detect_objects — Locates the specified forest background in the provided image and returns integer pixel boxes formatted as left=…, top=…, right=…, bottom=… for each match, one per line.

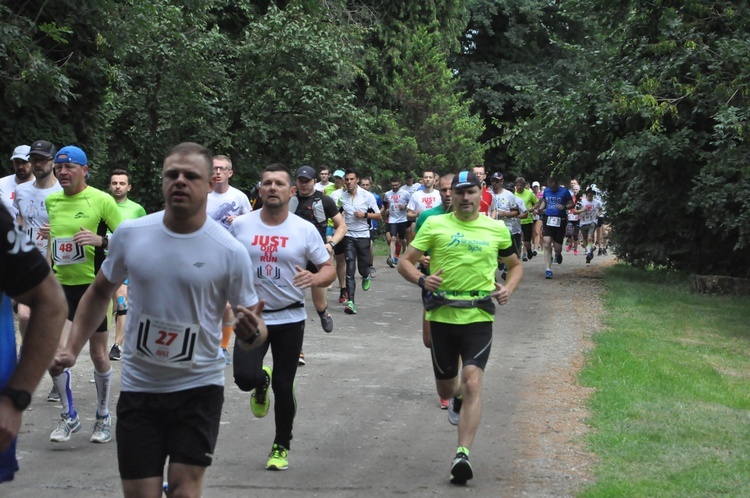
left=1, top=0, right=748, bottom=277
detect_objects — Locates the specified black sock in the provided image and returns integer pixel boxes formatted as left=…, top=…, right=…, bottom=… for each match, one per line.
left=317, top=307, right=327, bottom=317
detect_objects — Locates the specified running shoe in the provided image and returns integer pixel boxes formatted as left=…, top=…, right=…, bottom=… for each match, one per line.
left=320, top=311, right=333, bottom=333
left=598, top=248, right=603, bottom=256
left=222, top=347, right=231, bottom=365
left=450, top=452, right=474, bottom=485
left=251, top=366, right=273, bottom=418
left=440, top=398, right=450, bottom=410
left=522, top=255, right=528, bottom=262
left=298, top=352, right=306, bottom=366
left=369, top=266, right=377, bottom=279
left=362, top=277, right=371, bottom=291
left=338, top=288, right=348, bottom=304
left=574, top=249, right=578, bottom=256
left=448, top=397, right=462, bottom=426
left=50, top=413, right=82, bottom=442
left=393, top=257, right=399, bottom=265
left=109, top=343, right=122, bottom=361
left=386, top=257, right=395, bottom=268
left=555, top=252, right=563, bottom=265
left=532, top=250, right=538, bottom=258
left=586, top=252, right=593, bottom=264
left=344, top=300, right=357, bottom=315
left=603, top=247, right=608, bottom=255
left=566, top=243, right=572, bottom=252
left=545, top=269, right=553, bottom=279
left=90, top=413, right=112, bottom=443
left=47, top=384, right=61, bottom=402
left=266, top=444, right=289, bottom=471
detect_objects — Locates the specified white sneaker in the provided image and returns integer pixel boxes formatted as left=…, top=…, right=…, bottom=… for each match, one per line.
left=90, top=414, right=112, bottom=443
left=50, top=413, right=82, bottom=442
left=448, top=397, right=462, bottom=426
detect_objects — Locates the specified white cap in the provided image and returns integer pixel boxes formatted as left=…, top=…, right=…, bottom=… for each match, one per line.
left=532, top=181, right=540, bottom=188
left=11, top=145, right=30, bottom=161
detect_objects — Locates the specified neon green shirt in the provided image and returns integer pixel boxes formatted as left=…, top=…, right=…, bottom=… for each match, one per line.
left=516, top=189, right=537, bottom=225
left=116, top=198, right=147, bottom=220
left=46, top=186, right=123, bottom=285
left=412, top=213, right=512, bottom=324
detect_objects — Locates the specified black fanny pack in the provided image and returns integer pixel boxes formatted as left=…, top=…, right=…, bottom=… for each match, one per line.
left=263, top=301, right=305, bottom=313
left=422, top=292, right=495, bottom=315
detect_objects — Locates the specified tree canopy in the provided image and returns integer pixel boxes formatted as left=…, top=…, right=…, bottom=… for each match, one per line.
left=1, top=0, right=747, bottom=276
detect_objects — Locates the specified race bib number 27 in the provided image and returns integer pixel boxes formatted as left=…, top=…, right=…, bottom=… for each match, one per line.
left=136, top=314, right=199, bottom=368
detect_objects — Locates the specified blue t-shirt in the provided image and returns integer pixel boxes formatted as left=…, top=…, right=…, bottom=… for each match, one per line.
left=543, top=186, right=573, bottom=217
left=369, top=193, right=383, bottom=230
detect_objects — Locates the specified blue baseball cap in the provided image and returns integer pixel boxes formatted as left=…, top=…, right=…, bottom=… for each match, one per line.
left=451, top=171, right=482, bottom=190
left=55, top=146, right=88, bottom=166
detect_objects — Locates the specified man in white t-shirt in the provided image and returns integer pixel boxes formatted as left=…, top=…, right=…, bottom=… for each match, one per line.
left=406, top=169, right=441, bottom=244
left=383, top=176, right=411, bottom=267
left=0, top=145, right=33, bottom=218
left=339, top=168, right=382, bottom=315
left=208, top=154, right=253, bottom=365
left=231, top=163, right=335, bottom=471
left=313, top=165, right=332, bottom=193
left=575, top=188, right=603, bottom=263
left=52, top=142, right=265, bottom=497
left=12, top=140, right=62, bottom=347
left=206, top=155, right=252, bottom=229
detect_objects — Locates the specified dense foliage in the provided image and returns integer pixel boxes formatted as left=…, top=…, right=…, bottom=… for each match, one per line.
left=1, top=0, right=747, bottom=275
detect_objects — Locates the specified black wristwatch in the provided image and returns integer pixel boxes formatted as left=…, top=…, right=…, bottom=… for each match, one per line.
left=417, top=276, right=426, bottom=289
left=1, top=386, right=32, bottom=411
left=101, top=235, right=109, bottom=250
left=328, top=240, right=336, bottom=248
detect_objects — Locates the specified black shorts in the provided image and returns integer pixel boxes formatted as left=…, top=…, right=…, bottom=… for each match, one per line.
left=521, top=223, right=533, bottom=242
left=429, top=321, right=493, bottom=380
left=369, top=228, right=378, bottom=241
left=388, top=222, right=409, bottom=240
left=333, top=241, right=345, bottom=256
left=62, top=284, right=109, bottom=332
left=116, top=385, right=224, bottom=480
left=541, top=215, right=568, bottom=245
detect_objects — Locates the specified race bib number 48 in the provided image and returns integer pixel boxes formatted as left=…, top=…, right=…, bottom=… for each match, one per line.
left=136, top=314, right=199, bottom=368
left=51, top=237, right=87, bottom=265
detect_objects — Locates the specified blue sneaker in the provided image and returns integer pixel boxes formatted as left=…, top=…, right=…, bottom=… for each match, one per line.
left=545, top=269, right=553, bottom=279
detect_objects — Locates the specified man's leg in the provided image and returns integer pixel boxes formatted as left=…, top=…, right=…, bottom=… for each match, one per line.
left=344, top=237, right=357, bottom=307
left=455, top=365, right=484, bottom=449
left=121, top=476, right=165, bottom=498
left=112, top=284, right=128, bottom=355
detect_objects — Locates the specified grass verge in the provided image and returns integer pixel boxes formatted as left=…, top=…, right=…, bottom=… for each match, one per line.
left=580, top=264, right=750, bottom=497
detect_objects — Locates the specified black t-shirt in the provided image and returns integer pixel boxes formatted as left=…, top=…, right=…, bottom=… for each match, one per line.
left=290, top=191, right=339, bottom=241
left=0, top=204, right=50, bottom=297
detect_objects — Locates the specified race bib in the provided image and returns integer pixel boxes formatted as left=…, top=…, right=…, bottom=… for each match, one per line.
left=546, top=216, right=561, bottom=228
left=26, top=226, right=48, bottom=253
left=51, top=237, right=87, bottom=265
left=135, top=314, right=200, bottom=369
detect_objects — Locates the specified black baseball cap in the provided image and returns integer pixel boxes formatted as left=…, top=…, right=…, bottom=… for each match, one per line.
left=29, top=140, right=56, bottom=159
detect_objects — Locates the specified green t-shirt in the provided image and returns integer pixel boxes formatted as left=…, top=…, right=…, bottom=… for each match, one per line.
left=412, top=213, right=513, bottom=324
left=415, top=204, right=446, bottom=233
left=516, top=189, right=537, bottom=225
left=46, top=186, right=123, bottom=285
left=116, top=198, right=147, bottom=220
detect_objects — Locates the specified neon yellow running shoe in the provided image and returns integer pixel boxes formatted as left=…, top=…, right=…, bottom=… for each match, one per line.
left=266, top=443, right=289, bottom=470
left=251, top=365, right=272, bottom=418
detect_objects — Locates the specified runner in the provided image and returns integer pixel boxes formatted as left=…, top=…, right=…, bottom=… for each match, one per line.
left=107, top=169, right=147, bottom=362
left=360, top=177, right=384, bottom=277
left=231, top=163, right=335, bottom=471
left=575, top=188, right=602, bottom=263
left=51, top=142, right=265, bottom=497
left=45, top=145, right=123, bottom=444
left=471, top=165, right=494, bottom=215
left=398, top=171, right=523, bottom=485
left=383, top=177, right=411, bottom=268
left=328, top=170, right=348, bottom=303
left=0, top=203, right=66, bottom=483
left=414, top=173, right=454, bottom=409
left=0, top=145, right=33, bottom=218
left=12, top=141, right=62, bottom=349
left=514, top=177, right=538, bottom=261
left=532, top=175, right=574, bottom=279
left=406, top=169, right=441, bottom=245
left=207, top=154, right=253, bottom=365
left=289, top=165, right=347, bottom=365
left=339, top=168, right=381, bottom=315
left=314, top=165, right=332, bottom=193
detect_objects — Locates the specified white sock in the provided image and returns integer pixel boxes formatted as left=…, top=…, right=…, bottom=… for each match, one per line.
left=53, top=369, right=74, bottom=418
left=94, top=368, right=113, bottom=418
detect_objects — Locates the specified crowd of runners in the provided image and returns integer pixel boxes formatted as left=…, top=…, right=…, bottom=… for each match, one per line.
left=0, top=142, right=609, bottom=495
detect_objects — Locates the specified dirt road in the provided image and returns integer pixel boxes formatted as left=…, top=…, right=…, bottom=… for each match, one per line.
left=4, top=249, right=608, bottom=497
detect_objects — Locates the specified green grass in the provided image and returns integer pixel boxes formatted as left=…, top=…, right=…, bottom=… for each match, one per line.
left=580, top=265, right=750, bottom=497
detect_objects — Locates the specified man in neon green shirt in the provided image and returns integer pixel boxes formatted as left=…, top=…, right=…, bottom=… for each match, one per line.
left=514, top=176, right=538, bottom=261
left=46, top=146, right=122, bottom=445
left=108, top=169, right=147, bottom=361
left=398, top=171, right=523, bottom=486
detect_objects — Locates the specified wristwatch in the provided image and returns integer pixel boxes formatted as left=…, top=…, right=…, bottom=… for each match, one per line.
left=328, top=240, right=336, bottom=248
left=1, top=386, right=32, bottom=411
left=417, top=276, right=426, bottom=288
left=101, top=235, right=109, bottom=250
